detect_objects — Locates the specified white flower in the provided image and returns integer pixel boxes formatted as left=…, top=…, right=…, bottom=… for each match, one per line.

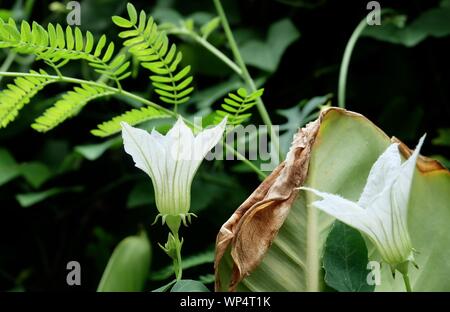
left=121, top=117, right=227, bottom=226
left=301, top=135, right=426, bottom=273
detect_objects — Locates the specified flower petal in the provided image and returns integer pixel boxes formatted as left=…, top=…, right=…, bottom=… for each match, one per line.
left=193, top=117, right=227, bottom=161
left=121, top=121, right=165, bottom=190
left=166, top=117, right=196, bottom=162
left=393, top=134, right=426, bottom=219
left=358, top=143, right=401, bottom=208
left=166, top=117, right=195, bottom=142
left=301, top=187, right=376, bottom=237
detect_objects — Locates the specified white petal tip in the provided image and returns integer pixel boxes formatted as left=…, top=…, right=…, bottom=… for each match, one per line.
left=219, top=116, right=228, bottom=125
left=417, top=133, right=427, bottom=148
left=120, top=121, right=130, bottom=129
left=298, top=186, right=324, bottom=197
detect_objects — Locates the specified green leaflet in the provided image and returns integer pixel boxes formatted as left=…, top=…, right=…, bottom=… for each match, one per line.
left=0, top=69, right=57, bottom=128
left=113, top=3, right=194, bottom=106
left=217, top=108, right=450, bottom=291
left=91, top=106, right=171, bottom=137
left=0, top=19, right=131, bottom=131
left=0, top=5, right=185, bottom=133
left=0, top=19, right=129, bottom=81
left=0, top=17, right=132, bottom=130
left=32, top=84, right=115, bottom=132
left=214, top=88, right=264, bottom=126
left=200, top=17, right=221, bottom=39
left=97, top=231, right=152, bottom=292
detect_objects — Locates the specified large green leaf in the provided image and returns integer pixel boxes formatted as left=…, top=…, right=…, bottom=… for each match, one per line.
left=215, top=108, right=450, bottom=291
left=97, top=231, right=152, bottom=292
left=322, top=221, right=374, bottom=292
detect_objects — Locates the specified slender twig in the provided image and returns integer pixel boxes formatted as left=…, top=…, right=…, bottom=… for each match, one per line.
left=168, top=29, right=242, bottom=76
left=338, top=18, right=367, bottom=108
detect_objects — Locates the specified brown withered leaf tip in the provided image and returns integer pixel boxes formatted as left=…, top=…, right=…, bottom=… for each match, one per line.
left=392, top=137, right=449, bottom=174
left=214, top=107, right=449, bottom=292
left=214, top=110, right=323, bottom=292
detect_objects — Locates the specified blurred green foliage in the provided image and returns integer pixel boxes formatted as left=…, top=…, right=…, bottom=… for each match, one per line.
left=0, top=0, right=448, bottom=291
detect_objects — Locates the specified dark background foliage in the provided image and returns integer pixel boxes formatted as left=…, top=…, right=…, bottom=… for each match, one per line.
left=0, top=0, right=448, bottom=291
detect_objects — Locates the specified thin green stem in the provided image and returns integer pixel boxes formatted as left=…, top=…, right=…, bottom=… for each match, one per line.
left=195, top=36, right=243, bottom=75
left=168, top=29, right=242, bottom=76
left=338, top=18, right=368, bottom=108
left=23, top=0, right=36, bottom=17
left=213, top=0, right=269, bottom=117
left=213, top=0, right=282, bottom=161
left=0, top=0, right=35, bottom=84
left=96, top=46, right=128, bottom=90
left=50, top=64, right=63, bottom=78
left=402, top=273, right=412, bottom=292
left=0, top=51, right=17, bottom=83
left=174, top=233, right=183, bottom=281
left=0, top=70, right=267, bottom=178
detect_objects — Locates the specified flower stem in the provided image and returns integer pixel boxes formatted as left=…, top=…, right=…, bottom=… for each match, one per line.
left=402, top=273, right=412, bottom=292
left=174, top=234, right=183, bottom=281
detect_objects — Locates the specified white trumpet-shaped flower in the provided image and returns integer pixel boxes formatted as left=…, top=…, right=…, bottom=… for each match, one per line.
left=121, top=117, right=227, bottom=227
left=301, top=135, right=426, bottom=273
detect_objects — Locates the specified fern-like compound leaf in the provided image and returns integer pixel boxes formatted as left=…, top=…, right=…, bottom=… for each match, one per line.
left=32, top=84, right=115, bottom=132
left=91, top=106, right=171, bottom=137
left=0, top=69, right=57, bottom=128
left=0, top=19, right=130, bottom=84
left=112, top=3, right=194, bottom=106
left=214, top=88, right=264, bottom=126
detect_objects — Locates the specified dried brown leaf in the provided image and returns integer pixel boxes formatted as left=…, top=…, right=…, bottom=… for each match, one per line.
left=214, top=113, right=322, bottom=291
